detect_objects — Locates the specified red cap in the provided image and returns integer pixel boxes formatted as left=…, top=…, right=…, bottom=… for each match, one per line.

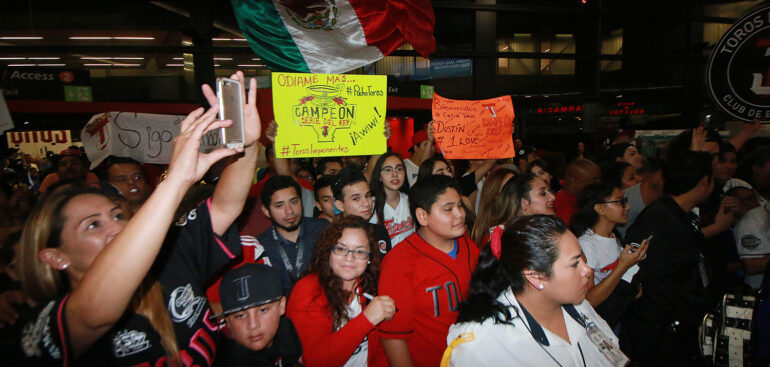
left=60, top=148, right=82, bottom=157
left=412, top=130, right=428, bottom=146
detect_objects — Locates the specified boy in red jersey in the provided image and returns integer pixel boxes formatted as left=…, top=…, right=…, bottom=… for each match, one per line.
left=379, top=175, right=479, bottom=367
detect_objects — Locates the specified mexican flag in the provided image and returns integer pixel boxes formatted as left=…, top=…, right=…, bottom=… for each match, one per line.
left=231, top=0, right=435, bottom=74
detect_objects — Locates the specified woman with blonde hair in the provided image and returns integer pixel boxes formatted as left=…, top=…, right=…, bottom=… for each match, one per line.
left=15, top=71, right=261, bottom=365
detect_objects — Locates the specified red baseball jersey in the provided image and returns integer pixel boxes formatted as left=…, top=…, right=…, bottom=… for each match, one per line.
left=378, top=232, right=479, bottom=367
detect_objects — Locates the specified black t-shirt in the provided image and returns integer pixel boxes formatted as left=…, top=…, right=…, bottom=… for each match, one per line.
left=213, top=316, right=302, bottom=367
left=16, top=198, right=242, bottom=366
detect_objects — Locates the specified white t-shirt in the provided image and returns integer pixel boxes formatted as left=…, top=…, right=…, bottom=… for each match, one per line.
left=370, top=193, right=415, bottom=247
left=404, top=158, right=420, bottom=188
left=733, top=205, right=770, bottom=289
left=445, top=288, right=622, bottom=367
left=342, top=296, right=368, bottom=367
left=578, top=229, right=639, bottom=285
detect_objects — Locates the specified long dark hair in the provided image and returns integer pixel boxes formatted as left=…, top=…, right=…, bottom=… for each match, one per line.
left=370, top=152, right=408, bottom=226
left=569, top=182, right=617, bottom=238
left=306, top=215, right=381, bottom=329
left=457, top=215, right=566, bottom=324
left=417, top=155, right=452, bottom=182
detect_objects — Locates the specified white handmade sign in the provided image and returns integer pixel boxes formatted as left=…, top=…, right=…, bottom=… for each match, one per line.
left=81, top=112, right=221, bottom=169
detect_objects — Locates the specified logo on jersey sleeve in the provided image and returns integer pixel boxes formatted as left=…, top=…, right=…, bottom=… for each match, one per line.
left=168, top=284, right=206, bottom=328
left=21, top=301, right=61, bottom=359
left=113, top=330, right=151, bottom=357
left=741, top=234, right=761, bottom=250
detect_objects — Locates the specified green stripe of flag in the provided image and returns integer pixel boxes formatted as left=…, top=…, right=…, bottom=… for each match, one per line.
left=231, top=0, right=310, bottom=73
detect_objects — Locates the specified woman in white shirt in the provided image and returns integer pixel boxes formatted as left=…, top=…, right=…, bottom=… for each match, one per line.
left=443, top=215, right=627, bottom=367
left=570, top=182, right=648, bottom=327
left=369, top=152, right=415, bottom=246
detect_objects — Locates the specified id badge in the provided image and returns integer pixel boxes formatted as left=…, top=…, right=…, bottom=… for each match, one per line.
left=585, top=321, right=630, bottom=366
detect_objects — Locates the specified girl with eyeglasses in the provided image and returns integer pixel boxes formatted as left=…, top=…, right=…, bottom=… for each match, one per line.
left=369, top=152, right=415, bottom=246
left=287, top=215, right=395, bottom=367
left=569, top=182, right=648, bottom=327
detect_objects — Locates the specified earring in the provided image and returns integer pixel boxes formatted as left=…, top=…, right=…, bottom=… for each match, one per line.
left=367, top=261, right=371, bottom=265
left=538, top=284, right=544, bottom=290
left=61, top=263, right=70, bottom=270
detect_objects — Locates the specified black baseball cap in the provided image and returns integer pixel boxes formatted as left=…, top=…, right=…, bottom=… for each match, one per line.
left=211, top=264, right=284, bottom=319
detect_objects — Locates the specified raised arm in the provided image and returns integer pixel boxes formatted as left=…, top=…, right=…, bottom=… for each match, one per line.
left=264, top=119, right=292, bottom=177
left=206, top=71, right=262, bottom=235
left=67, top=105, right=240, bottom=356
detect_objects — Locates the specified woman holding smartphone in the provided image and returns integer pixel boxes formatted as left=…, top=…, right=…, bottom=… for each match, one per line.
left=16, top=71, right=260, bottom=365
left=570, top=182, right=648, bottom=326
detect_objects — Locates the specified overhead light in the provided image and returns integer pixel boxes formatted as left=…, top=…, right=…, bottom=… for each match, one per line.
left=23, top=121, right=30, bottom=125
left=214, top=57, right=233, bottom=60
left=70, top=36, right=154, bottom=40
left=237, top=64, right=264, bottom=67
left=80, top=57, right=144, bottom=60
left=251, top=58, right=261, bottom=61
left=234, top=38, right=247, bottom=41
left=173, top=57, right=184, bottom=60
left=0, top=57, right=25, bottom=60
left=705, top=114, right=712, bottom=119
left=212, top=38, right=231, bottom=41
left=83, top=63, right=141, bottom=67
left=28, top=57, right=60, bottom=60
left=544, top=48, right=551, bottom=52
left=166, top=64, right=184, bottom=67
left=7, top=64, right=35, bottom=67
left=37, top=64, right=65, bottom=66
left=214, top=64, right=221, bottom=67
left=0, top=36, right=43, bottom=40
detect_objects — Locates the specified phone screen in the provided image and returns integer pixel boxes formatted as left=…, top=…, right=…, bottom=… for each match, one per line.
left=217, top=78, right=245, bottom=148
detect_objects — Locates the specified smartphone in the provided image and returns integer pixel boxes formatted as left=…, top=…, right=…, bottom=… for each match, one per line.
left=630, top=235, right=653, bottom=253
left=216, top=77, right=245, bottom=149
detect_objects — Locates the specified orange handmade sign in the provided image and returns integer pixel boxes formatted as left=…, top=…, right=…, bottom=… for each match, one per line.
left=432, top=94, right=515, bottom=159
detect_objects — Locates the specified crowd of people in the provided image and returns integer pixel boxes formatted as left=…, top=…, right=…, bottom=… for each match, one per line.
left=0, top=70, right=768, bottom=366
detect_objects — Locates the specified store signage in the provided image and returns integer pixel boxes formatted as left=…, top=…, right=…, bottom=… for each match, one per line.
left=707, top=4, right=770, bottom=122
left=536, top=105, right=584, bottom=114
left=609, top=101, right=645, bottom=116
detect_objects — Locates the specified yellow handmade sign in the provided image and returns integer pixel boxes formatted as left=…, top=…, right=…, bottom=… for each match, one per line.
left=272, top=72, right=387, bottom=158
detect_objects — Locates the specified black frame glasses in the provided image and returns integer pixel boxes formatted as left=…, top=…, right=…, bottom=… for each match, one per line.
left=332, top=245, right=371, bottom=260
left=600, top=197, right=629, bottom=206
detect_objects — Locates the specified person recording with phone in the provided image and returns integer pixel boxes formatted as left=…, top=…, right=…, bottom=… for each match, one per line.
left=570, top=182, right=648, bottom=328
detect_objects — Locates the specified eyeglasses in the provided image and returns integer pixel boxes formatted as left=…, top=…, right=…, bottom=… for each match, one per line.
left=600, top=197, right=629, bottom=206
left=380, top=165, right=405, bottom=176
left=332, top=245, right=370, bottom=260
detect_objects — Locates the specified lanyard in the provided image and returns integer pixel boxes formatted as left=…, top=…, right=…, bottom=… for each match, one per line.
left=272, top=227, right=304, bottom=281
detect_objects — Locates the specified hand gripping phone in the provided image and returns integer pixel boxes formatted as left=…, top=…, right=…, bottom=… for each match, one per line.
left=216, top=77, right=245, bottom=149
